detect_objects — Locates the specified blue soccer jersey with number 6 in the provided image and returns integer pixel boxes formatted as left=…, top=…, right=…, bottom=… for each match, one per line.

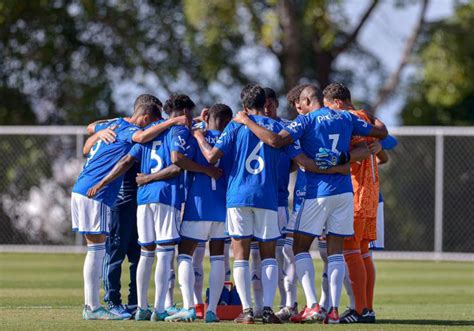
left=284, top=107, right=373, bottom=199
left=72, top=118, right=140, bottom=207
left=215, top=115, right=300, bottom=211
left=128, top=124, right=191, bottom=209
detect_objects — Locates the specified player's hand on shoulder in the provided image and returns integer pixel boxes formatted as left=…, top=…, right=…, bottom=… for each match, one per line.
left=136, top=173, right=149, bottom=186
left=233, top=111, right=249, bottom=125
left=171, top=115, right=188, bottom=127
left=205, top=165, right=223, bottom=180
left=368, top=141, right=382, bottom=155
left=98, top=127, right=117, bottom=145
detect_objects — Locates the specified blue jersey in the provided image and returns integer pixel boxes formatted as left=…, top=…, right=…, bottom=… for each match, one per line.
left=129, top=125, right=191, bottom=210
left=183, top=130, right=232, bottom=222
left=293, top=168, right=307, bottom=212
left=215, top=115, right=300, bottom=211
left=277, top=118, right=292, bottom=207
left=284, top=107, right=373, bottom=199
left=72, top=118, right=140, bottom=206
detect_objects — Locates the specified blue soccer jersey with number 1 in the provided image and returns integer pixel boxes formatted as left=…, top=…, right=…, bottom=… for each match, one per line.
left=128, top=124, right=191, bottom=210
left=183, top=130, right=232, bottom=222
left=72, top=118, right=140, bottom=207
left=215, top=115, right=300, bottom=211
left=284, top=107, right=373, bottom=199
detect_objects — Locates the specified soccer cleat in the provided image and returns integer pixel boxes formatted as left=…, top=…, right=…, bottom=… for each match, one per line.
left=135, top=307, right=153, bottom=321
left=289, top=304, right=320, bottom=323
left=234, top=308, right=255, bottom=324
left=125, top=304, right=137, bottom=317
left=195, top=303, right=205, bottom=319
left=205, top=310, right=220, bottom=323
left=83, top=306, right=124, bottom=320
left=275, top=305, right=298, bottom=321
left=339, top=308, right=361, bottom=323
left=108, top=303, right=132, bottom=319
left=324, top=307, right=340, bottom=324
left=316, top=306, right=327, bottom=322
left=151, top=310, right=169, bottom=321
left=165, top=304, right=181, bottom=316
left=360, top=308, right=376, bottom=323
left=164, top=307, right=196, bottom=322
left=262, top=306, right=282, bottom=324
left=253, top=308, right=263, bottom=319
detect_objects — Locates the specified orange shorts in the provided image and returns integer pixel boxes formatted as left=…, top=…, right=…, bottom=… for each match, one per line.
left=344, top=216, right=377, bottom=249
left=363, top=216, right=377, bottom=241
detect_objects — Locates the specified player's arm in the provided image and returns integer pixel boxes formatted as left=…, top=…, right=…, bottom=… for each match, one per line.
left=376, top=150, right=389, bottom=165
left=87, top=155, right=137, bottom=198
left=293, top=153, right=350, bottom=175
left=171, top=151, right=222, bottom=180
left=366, top=114, right=388, bottom=139
left=233, top=111, right=294, bottom=148
left=136, top=165, right=181, bottom=186
left=350, top=141, right=370, bottom=163
left=131, top=116, right=187, bottom=144
left=86, top=119, right=113, bottom=135
left=192, top=129, right=224, bottom=164
left=82, top=128, right=117, bottom=156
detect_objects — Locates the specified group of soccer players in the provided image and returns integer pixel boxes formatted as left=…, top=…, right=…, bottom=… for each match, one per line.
left=71, top=81, right=396, bottom=324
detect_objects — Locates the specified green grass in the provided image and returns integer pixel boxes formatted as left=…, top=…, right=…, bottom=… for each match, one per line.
left=0, top=253, right=473, bottom=330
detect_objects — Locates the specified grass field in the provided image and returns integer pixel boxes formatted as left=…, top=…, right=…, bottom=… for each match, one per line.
left=0, top=253, right=473, bottom=330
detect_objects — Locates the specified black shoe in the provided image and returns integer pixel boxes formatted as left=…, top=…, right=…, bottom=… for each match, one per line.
left=262, top=306, right=282, bottom=324
left=360, top=309, right=376, bottom=323
left=339, top=308, right=361, bottom=323
left=234, top=308, right=255, bottom=324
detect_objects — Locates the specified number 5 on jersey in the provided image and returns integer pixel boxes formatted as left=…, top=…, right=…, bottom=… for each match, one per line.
left=150, top=141, right=163, bottom=173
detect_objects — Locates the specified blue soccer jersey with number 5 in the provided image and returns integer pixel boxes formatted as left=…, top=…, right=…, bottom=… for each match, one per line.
left=72, top=118, right=140, bottom=207
left=215, top=115, right=300, bottom=211
left=128, top=124, right=191, bottom=209
left=284, top=107, right=373, bottom=199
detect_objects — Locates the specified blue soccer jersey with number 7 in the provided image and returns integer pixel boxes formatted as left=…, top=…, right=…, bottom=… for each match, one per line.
left=284, top=107, right=373, bottom=199
left=215, top=115, right=300, bottom=211
left=72, top=118, right=140, bottom=207
left=128, top=124, right=191, bottom=210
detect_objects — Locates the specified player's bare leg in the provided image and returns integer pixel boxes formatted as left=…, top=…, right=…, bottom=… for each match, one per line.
left=135, top=243, right=156, bottom=320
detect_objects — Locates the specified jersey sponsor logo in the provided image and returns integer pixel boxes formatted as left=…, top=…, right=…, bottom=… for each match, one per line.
left=205, top=135, right=219, bottom=145
left=216, top=131, right=227, bottom=144
left=295, top=188, right=306, bottom=198
left=317, top=112, right=343, bottom=123
left=287, top=121, right=302, bottom=133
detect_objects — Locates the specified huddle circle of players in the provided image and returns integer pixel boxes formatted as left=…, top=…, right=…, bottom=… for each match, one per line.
left=72, top=82, right=397, bottom=324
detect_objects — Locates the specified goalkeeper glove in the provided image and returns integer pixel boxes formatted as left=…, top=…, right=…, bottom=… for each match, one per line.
left=315, top=147, right=350, bottom=169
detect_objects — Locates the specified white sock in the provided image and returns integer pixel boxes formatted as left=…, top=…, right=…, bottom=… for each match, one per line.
left=193, top=243, right=205, bottom=305
left=165, top=250, right=175, bottom=308
left=261, top=258, right=278, bottom=308
left=208, top=255, right=225, bottom=313
left=343, top=263, right=355, bottom=309
left=283, top=237, right=297, bottom=308
left=318, top=241, right=330, bottom=309
left=328, top=254, right=345, bottom=309
left=224, top=239, right=231, bottom=281
left=276, top=240, right=286, bottom=307
left=136, top=249, right=155, bottom=309
left=178, top=254, right=195, bottom=309
left=154, top=245, right=174, bottom=313
left=295, top=252, right=318, bottom=308
left=234, top=260, right=252, bottom=310
left=84, top=243, right=106, bottom=311
left=250, top=243, right=263, bottom=311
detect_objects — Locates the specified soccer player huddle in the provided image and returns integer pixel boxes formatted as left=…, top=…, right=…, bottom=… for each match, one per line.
left=71, top=82, right=397, bottom=324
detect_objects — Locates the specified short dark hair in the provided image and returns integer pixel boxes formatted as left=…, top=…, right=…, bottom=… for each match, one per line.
left=301, top=85, right=324, bottom=105
left=164, top=94, right=195, bottom=115
left=286, top=84, right=311, bottom=107
left=241, top=84, right=265, bottom=110
left=208, top=103, right=233, bottom=122
left=134, top=103, right=161, bottom=119
left=323, top=82, right=351, bottom=102
left=264, top=87, right=278, bottom=103
left=134, top=94, right=162, bottom=110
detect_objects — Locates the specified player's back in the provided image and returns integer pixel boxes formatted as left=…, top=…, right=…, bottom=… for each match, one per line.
left=134, top=125, right=190, bottom=209
left=277, top=118, right=292, bottom=207
left=222, top=115, right=282, bottom=211
left=73, top=118, right=140, bottom=206
left=183, top=130, right=232, bottom=221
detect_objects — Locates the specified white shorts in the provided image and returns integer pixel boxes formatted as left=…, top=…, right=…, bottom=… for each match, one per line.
left=71, top=193, right=111, bottom=235
left=294, top=193, right=354, bottom=237
left=137, top=203, right=180, bottom=246
left=278, top=206, right=290, bottom=233
left=180, top=221, right=228, bottom=242
left=370, top=202, right=384, bottom=250
left=287, top=211, right=297, bottom=233
left=226, top=207, right=281, bottom=242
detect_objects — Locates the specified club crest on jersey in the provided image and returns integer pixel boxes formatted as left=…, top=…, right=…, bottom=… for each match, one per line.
left=175, top=135, right=188, bottom=151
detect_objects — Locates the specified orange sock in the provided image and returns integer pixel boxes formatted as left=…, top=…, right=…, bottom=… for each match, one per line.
left=361, top=240, right=375, bottom=310
left=343, top=251, right=367, bottom=315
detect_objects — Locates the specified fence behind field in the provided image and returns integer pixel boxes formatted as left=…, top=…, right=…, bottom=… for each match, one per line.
left=0, top=126, right=472, bottom=257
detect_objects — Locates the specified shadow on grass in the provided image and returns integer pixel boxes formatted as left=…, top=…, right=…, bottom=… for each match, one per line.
left=378, top=320, right=474, bottom=326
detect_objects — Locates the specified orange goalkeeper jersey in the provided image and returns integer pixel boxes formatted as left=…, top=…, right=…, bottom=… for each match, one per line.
left=349, top=109, right=379, bottom=220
